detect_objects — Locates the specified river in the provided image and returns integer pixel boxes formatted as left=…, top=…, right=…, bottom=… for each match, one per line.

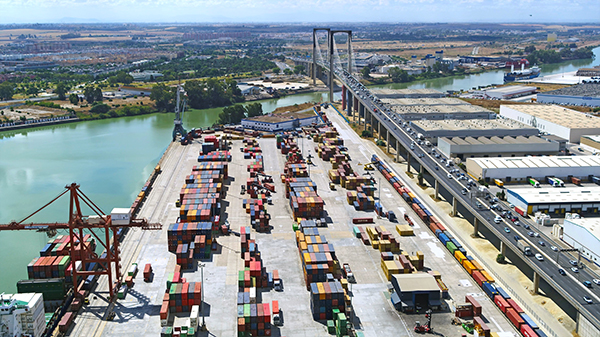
left=0, top=48, right=598, bottom=292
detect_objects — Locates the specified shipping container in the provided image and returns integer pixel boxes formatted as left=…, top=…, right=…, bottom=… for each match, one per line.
left=507, top=299, right=523, bottom=313
left=465, top=295, right=482, bottom=317
left=494, top=294, right=511, bottom=314
left=520, top=313, right=539, bottom=330
left=521, top=324, right=539, bottom=337
left=506, top=308, right=525, bottom=329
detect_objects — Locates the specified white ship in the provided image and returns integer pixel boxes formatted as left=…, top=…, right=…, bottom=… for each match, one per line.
left=0, top=293, right=45, bottom=337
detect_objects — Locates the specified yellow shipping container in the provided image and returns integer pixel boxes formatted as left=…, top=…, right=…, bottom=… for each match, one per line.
left=471, top=260, right=484, bottom=271
left=462, top=260, right=476, bottom=275
left=318, top=283, right=326, bottom=300
left=454, top=251, right=466, bottom=263
left=437, top=279, right=448, bottom=292
left=430, top=270, right=441, bottom=280
left=340, top=278, right=348, bottom=291
left=416, top=251, right=424, bottom=260
left=372, top=240, right=379, bottom=249
left=480, top=270, right=495, bottom=283
left=396, top=224, right=414, bottom=236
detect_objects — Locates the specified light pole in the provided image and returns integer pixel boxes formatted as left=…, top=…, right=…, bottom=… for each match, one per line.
left=200, top=263, right=206, bottom=331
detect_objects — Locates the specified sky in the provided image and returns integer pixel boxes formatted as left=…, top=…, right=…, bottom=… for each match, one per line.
left=0, top=0, right=598, bottom=24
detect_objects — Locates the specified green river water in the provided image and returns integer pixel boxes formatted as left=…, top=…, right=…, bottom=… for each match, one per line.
left=0, top=48, right=598, bottom=292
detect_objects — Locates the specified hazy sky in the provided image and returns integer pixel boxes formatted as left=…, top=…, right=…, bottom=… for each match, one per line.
left=0, top=0, right=598, bottom=24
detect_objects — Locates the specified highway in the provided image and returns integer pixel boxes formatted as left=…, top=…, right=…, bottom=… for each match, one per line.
left=328, top=65, right=600, bottom=329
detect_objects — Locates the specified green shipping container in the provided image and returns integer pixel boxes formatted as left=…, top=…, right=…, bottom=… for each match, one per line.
left=327, top=320, right=335, bottom=333
left=446, top=241, right=457, bottom=254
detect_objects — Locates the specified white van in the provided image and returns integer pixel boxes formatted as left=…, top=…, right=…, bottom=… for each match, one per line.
left=494, top=216, right=502, bottom=224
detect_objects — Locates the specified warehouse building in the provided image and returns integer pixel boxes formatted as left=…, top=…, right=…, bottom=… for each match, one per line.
left=410, top=118, right=538, bottom=142
left=387, top=97, right=495, bottom=120
left=466, top=155, right=600, bottom=182
left=581, top=135, right=600, bottom=153
left=241, top=110, right=319, bottom=132
left=562, top=218, right=600, bottom=265
left=500, top=104, right=600, bottom=143
left=390, top=273, right=442, bottom=313
left=438, top=135, right=560, bottom=159
left=477, top=85, right=537, bottom=100
left=506, top=187, right=600, bottom=215
left=371, top=88, right=445, bottom=99
left=537, top=83, right=600, bottom=107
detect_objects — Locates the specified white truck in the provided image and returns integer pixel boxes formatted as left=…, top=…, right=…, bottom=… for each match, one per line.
left=517, top=241, right=532, bottom=256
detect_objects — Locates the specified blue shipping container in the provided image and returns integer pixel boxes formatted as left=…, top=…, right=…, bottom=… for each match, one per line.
left=520, top=313, right=538, bottom=330
left=438, top=233, right=450, bottom=246
left=536, top=329, right=548, bottom=337
left=496, top=286, right=511, bottom=300
left=466, top=255, right=474, bottom=261
left=458, top=247, right=467, bottom=256
left=450, top=239, right=462, bottom=249
left=482, top=282, right=498, bottom=298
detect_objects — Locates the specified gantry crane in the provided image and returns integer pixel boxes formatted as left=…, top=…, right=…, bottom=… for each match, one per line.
left=173, top=84, right=188, bottom=142
left=0, top=183, right=161, bottom=300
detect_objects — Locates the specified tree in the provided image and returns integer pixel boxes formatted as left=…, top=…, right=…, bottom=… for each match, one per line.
left=496, top=254, right=505, bottom=264
left=388, top=67, right=410, bottom=83
left=0, top=82, right=15, bottom=100
left=417, top=172, right=424, bottom=186
left=218, top=104, right=247, bottom=125
left=293, top=65, right=305, bottom=75
left=69, top=93, right=79, bottom=105
left=283, top=68, right=293, bottom=76
left=55, top=82, right=67, bottom=100
left=84, top=86, right=96, bottom=104
left=26, top=85, right=39, bottom=96
left=150, top=83, right=176, bottom=112
left=524, top=45, right=536, bottom=53
left=94, top=87, right=103, bottom=102
left=272, top=67, right=280, bottom=74
left=108, top=71, right=134, bottom=84
left=90, top=103, right=110, bottom=114
left=246, top=102, right=263, bottom=118
left=361, top=66, right=371, bottom=79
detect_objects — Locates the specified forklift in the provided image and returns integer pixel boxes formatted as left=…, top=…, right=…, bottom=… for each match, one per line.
left=414, top=309, right=433, bottom=334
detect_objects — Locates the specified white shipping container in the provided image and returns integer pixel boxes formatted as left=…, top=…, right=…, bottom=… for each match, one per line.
left=111, top=208, right=131, bottom=225
left=190, top=305, right=199, bottom=327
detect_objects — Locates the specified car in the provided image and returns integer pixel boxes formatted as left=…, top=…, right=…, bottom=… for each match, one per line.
left=584, top=296, right=593, bottom=304
left=435, top=166, right=439, bottom=170
left=533, top=232, right=540, bottom=237
left=504, top=227, right=511, bottom=233
left=509, top=203, right=515, bottom=208
left=551, top=246, right=558, bottom=252
left=528, top=231, right=534, bottom=237
left=524, top=224, right=530, bottom=230
left=570, top=260, right=578, bottom=266
left=538, top=241, right=545, bottom=246
left=571, top=267, right=579, bottom=273
left=461, top=189, right=467, bottom=195
left=514, top=221, right=520, bottom=226
left=558, top=268, right=566, bottom=276
left=447, top=174, right=453, bottom=179
left=535, top=254, right=544, bottom=261
left=594, top=279, right=600, bottom=285
left=583, top=281, right=592, bottom=288
left=514, top=235, right=520, bottom=241
left=494, top=216, right=502, bottom=224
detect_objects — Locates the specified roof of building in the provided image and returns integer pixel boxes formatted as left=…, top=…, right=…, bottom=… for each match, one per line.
left=441, top=135, right=548, bottom=146
left=392, top=273, right=440, bottom=293
left=540, top=83, right=600, bottom=98
left=383, top=97, right=468, bottom=106
left=412, top=118, right=534, bottom=132
left=243, top=110, right=316, bottom=124
left=468, top=155, right=600, bottom=170
left=371, top=88, right=444, bottom=98
left=502, top=104, right=600, bottom=129
left=540, top=134, right=568, bottom=143
left=508, top=186, right=600, bottom=204
left=582, top=135, right=600, bottom=143
left=483, top=85, right=537, bottom=95
left=564, top=218, right=600, bottom=241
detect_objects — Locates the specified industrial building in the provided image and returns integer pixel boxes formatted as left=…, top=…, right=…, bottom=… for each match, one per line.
left=385, top=97, right=496, bottom=120
left=506, top=187, right=600, bottom=215
left=537, top=83, right=600, bottom=107
left=562, top=218, right=600, bottom=265
left=241, top=110, right=319, bottom=132
left=500, top=104, right=600, bottom=143
left=118, top=86, right=152, bottom=97
left=477, top=85, right=537, bottom=100
left=390, top=273, right=442, bottom=313
left=0, top=293, right=46, bottom=337
left=438, top=135, right=560, bottom=159
left=466, top=155, right=600, bottom=181
left=410, top=118, right=538, bottom=142
left=128, top=70, right=163, bottom=81
left=581, top=135, right=600, bottom=153
left=371, top=88, right=445, bottom=99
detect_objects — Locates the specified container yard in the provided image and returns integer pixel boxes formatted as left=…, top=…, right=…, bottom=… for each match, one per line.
left=3, top=105, right=538, bottom=337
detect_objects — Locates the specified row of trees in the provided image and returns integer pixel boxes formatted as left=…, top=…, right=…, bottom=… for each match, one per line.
left=150, top=78, right=244, bottom=112
left=526, top=47, right=594, bottom=65
left=217, top=102, right=263, bottom=125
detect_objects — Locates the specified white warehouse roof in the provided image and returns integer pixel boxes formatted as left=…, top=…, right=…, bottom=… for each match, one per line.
left=564, top=218, right=600, bottom=242
left=507, top=187, right=600, bottom=205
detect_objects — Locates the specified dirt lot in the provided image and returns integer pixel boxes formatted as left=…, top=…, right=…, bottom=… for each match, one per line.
left=1, top=105, right=67, bottom=122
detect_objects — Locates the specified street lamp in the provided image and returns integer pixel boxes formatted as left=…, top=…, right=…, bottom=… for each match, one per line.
left=200, top=263, right=206, bottom=331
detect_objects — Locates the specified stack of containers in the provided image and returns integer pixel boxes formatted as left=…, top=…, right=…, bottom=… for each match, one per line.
left=248, top=154, right=264, bottom=173
left=198, top=151, right=232, bottom=162
left=175, top=244, right=194, bottom=270
left=192, top=162, right=228, bottom=179
left=168, top=281, right=202, bottom=313
left=310, top=281, right=345, bottom=321
left=203, top=135, right=219, bottom=149
left=289, top=190, right=324, bottom=220
left=285, top=163, right=308, bottom=178
left=167, top=222, right=212, bottom=254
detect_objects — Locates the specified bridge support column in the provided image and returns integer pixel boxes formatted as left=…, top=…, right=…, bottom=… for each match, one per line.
left=378, top=119, right=381, bottom=140
left=500, top=241, right=506, bottom=256
left=419, top=164, right=424, bottom=174
left=359, top=103, right=364, bottom=125
left=451, top=197, right=457, bottom=216
left=533, top=271, right=540, bottom=294
left=395, top=139, right=400, bottom=162
left=386, top=130, right=390, bottom=153
left=347, top=90, right=353, bottom=116
left=342, top=85, right=346, bottom=110
left=407, top=153, right=411, bottom=173
left=473, top=217, right=479, bottom=236
left=434, top=180, right=439, bottom=200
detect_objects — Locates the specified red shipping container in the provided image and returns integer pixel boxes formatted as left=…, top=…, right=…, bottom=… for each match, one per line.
left=465, top=295, right=482, bottom=317
left=472, top=270, right=486, bottom=287
left=507, top=299, right=523, bottom=313
left=473, top=317, right=490, bottom=337
left=506, top=308, right=525, bottom=329
left=494, top=294, right=511, bottom=314
left=272, top=300, right=279, bottom=315
left=160, top=301, right=169, bottom=320
left=520, top=324, right=539, bottom=337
